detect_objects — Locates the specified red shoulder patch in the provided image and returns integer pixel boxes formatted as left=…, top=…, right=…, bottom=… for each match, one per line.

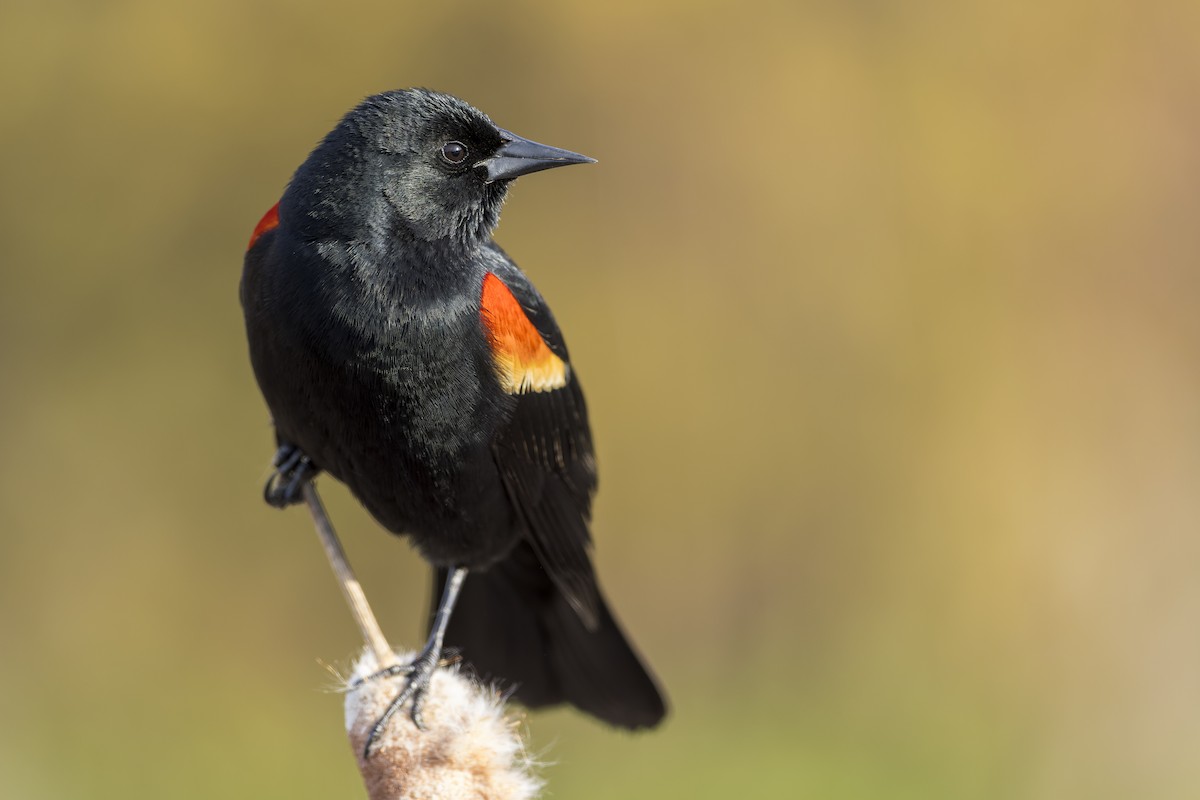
left=247, top=202, right=280, bottom=250
left=480, top=273, right=568, bottom=394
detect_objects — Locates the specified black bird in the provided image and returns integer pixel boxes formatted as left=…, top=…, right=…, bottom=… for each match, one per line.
left=240, top=89, right=666, bottom=753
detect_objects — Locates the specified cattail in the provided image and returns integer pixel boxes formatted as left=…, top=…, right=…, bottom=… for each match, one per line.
left=344, top=649, right=544, bottom=800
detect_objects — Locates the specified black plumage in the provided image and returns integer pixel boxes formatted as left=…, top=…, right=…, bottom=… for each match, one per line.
left=240, top=89, right=665, bottom=746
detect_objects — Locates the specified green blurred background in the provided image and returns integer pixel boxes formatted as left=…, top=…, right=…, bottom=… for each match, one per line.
left=2, top=0, right=1199, bottom=797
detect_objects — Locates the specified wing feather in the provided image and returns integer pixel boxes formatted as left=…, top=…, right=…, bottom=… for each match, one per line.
left=483, top=257, right=601, bottom=628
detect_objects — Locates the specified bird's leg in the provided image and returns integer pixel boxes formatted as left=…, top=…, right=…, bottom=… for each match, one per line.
left=361, top=566, right=468, bottom=758
left=263, top=441, right=319, bottom=508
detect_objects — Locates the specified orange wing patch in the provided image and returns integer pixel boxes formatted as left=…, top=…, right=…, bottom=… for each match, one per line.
left=247, top=202, right=280, bottom=250
left=480, top=273, right=569, bottom=394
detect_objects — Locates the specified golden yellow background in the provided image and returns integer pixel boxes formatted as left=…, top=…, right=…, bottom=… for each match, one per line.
left=2, top=1, right=1198, bottom=797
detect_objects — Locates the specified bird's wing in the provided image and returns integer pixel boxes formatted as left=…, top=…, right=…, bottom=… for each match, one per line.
left=480, top=246, right=601, bottom=628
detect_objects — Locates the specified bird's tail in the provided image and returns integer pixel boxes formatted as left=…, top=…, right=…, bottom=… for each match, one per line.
left=431, top=541, right=666, bottom=729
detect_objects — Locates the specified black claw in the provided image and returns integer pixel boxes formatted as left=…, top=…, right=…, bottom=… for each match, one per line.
left=273, top=444, right=303, bottom=471
left=263, top=443, right=319, bottom=507
left=349, top=663, right=410, bottom=690
left=410, top=698, right=428, bottom=731
left=362, top=651, right=440, bottom=758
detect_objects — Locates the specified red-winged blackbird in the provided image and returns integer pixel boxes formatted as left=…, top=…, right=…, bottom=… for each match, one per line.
left=240, top=89, right=666, bottom=753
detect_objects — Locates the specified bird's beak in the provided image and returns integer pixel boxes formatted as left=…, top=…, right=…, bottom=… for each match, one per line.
left=478, top=128, right=595, bottom=184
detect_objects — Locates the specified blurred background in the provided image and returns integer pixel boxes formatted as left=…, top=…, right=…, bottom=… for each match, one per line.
left=2, top=0, right=1199, bottom=797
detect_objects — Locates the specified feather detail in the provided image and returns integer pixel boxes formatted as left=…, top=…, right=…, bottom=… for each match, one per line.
left=480, top=273, right=569, bottom=394
left=247, top=202, right=280, bottom=250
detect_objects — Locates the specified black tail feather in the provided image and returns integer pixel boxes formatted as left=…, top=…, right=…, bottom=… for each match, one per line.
left=432, top=542, right=666, bottom=729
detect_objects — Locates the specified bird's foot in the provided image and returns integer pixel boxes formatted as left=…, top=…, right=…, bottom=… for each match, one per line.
left=359, top=648, right=444, bottom=758
left=263, top=442, right=318, bottom=508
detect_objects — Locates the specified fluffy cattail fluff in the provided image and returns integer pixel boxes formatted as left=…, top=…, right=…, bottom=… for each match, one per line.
left=344, top=649, right=544, bottom=800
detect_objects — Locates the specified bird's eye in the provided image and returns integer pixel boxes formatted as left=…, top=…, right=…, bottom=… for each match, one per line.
left=440, top=141, right=468, bottom=164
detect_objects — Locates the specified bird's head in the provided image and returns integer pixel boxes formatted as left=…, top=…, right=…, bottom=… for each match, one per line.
left=284, top=89, right=594, bottom=250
